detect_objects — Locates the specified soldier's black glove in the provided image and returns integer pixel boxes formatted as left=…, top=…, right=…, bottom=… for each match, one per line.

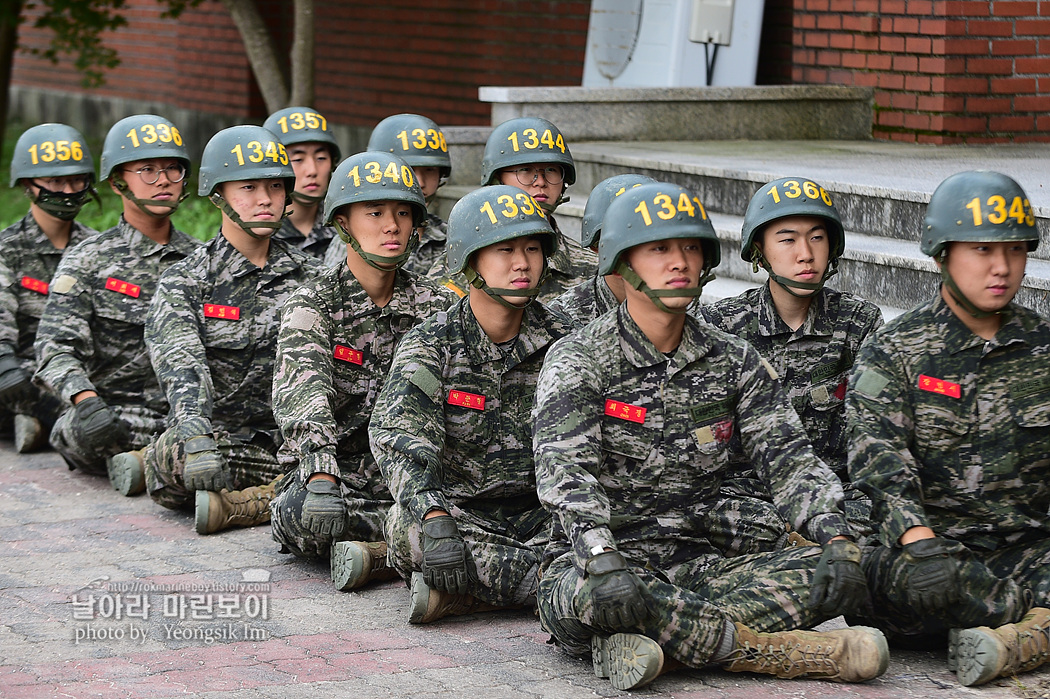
left=73, top=396, right=129, bottom=451
left=809, top=539, right=869, bottom=616
left=301, top=478, right=346, bottom=538
left=581, top=550, right=650, bottom=632
left=896, top=537, right=963, bottom=614
left=0, top=355, right=32, bottom=403
left=421, top=515, right=478, bottom=595
left=182, top=435, right=229, bottom=491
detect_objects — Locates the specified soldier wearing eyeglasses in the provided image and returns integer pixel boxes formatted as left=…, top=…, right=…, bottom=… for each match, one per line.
left=0, top=124, right=100, bottom=453
left=34, top=115, right=200, bottom=477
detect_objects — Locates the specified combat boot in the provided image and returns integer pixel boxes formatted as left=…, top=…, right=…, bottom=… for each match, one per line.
left=592, top=633, right=665, bottom=690
left=408, top=571, right=500, bottom=624
left=107, top=449, right=146, bottom=496
left=14, top=414, right=47, bottom=454
left=195, top=476, right=281, bottom=535
left=722, top=623, right=889, bottom=683
left=950, top=606, right=1050, bottom=686
left=331, top=540, right=400, bottom=591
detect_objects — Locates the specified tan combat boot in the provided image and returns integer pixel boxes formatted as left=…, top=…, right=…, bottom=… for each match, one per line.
left=950, top=606, right=1050, bottom=686
left=408, top=571, right=501, bottom=624
left=14, top=414, right=47, bottom=454
left=107, top=449, right=146, bottom=496
left=331, top=540, right=400, bottom=591
left=722, top=622, right=889, bottom=683
left=592, top=633, right=666, bottom=690
left=195, top=475, right=281, bottom=535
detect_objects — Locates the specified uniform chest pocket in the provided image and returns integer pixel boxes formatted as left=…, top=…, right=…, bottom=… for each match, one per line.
left=202, top=314, right=251, bottom=350
left=806, top=380, right=847, bottom=413
left=445, top=402, right=494, bottom=448
left=1010, top=391, right=1050, bottom=429
left=95, top=283, right=148, bottom=326
left=913, top=402, right=970, bottom=451
left=602, top=418, right=655, bottom=461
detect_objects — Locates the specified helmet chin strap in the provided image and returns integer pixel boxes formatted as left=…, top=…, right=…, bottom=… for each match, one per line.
left=536, top=193, right=569, bottom=215
left=290, top=189, right=325, bottom=206
left=937, top=251, right=998, bottom=319
left=749, top=247, right=838, bottom=298
left=27, top=184, right=100, bottom=221
left=335, top=220, right=417, bottom=270
left=616, top=262, right=711, bottom=315
left=209, top=193, right=287, bottom=240
left=462, top=261, right=549, bottom=310
left=113, top=178, right=188, bottom=219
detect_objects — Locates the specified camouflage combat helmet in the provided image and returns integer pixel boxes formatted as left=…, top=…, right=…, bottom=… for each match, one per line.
left=368, top=114, right=451, bottom=178
left=263, top=106, right=341, bottom=161
left=446, top=184, right=556, bottom=308
left=741, top=176, right=845, bottom=296
left=580, top=174, right=656, bottom=249
left=599, top=182, right=719, bottom=314
left=199, top=125, right=294, bottom=238
left=480, top=117, right=575, bottom=202
left=100, top=114, right=191, bottom=217
left=11, top=123, right=98, bottom=220
left=323, top=151, right=427, bottom=270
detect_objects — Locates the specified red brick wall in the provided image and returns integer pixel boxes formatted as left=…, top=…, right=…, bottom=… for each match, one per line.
left=11, top=0, right=590, bottom=128
left=790, top=0, right=1050, bottom=144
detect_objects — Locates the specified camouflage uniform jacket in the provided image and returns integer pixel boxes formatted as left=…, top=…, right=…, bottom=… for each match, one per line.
left=145, top=233, right=316, bottom=443
left=274, top=212, right=336, bottom=260
left=34, top=218, right=199, bottom=409
left=273, top=264, right=455, bottom=485
left=702, top=284, right=883, bottom=475
left=546, top=275, right=618, bottom=330
left=847, top=294, right=1050, bottom=551
left=0, top=212, right=97, bottom=364
left=369, top=298, right=573, bottom=523
left=533, top=306, right=850, bottom=574
left=404, top=213, right=448, bottom=277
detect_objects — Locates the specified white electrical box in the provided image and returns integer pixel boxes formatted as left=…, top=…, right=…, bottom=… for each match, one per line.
left=690, top=0, right=734, bottom=46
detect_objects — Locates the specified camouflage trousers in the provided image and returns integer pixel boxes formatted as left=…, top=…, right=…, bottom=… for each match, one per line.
left=538, top=544, right=828, bottom=663
left=853, top=536, right=1050, bottom=639
left=385, top=498, right=550, bottom=607
left=270, top=465, right=391, bottom=560
left=144, top=426, right=282, bottom=511
left=51, top=403, right=164, bottom=475
left=0, top=381, right=66, bottom=431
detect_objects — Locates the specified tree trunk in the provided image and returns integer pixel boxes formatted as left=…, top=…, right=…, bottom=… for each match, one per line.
left=289, top=0, right=313, bottom=106
left=0, top=0, right=25, bottom=159
left=219, top=0, right=288, bottom=113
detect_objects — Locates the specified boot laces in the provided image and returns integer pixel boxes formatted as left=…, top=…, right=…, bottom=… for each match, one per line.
left=731, top=639, right=839, bottom=675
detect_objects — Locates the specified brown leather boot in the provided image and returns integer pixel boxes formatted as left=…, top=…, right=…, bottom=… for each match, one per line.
left=107, top=449, right=146, bottom=496
left=194, top=475, right=281, bottom=535
left=408, top=571, right=501, bottom=624
left=722, top=622, right=889, bottom=682
left=951, top=606, right=1050, bottom=686
left=592, top=633, right=665, bottom=690
left=331, top=540, right=400, bottom=591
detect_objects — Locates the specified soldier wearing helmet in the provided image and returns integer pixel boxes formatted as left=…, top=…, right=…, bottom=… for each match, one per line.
left=34, top=115, right=200, bottom=477
left=429, top=117, right=597, bottom=301
left=326, top=113, right=453, bottom=275
left=0, top=124, right=100, bottom=453
left=846, top=170, right=1050, bottom=687
left=702, top=177, right=883, bottom=545
left=369, top=184, right=573, bottom=623
left=112, top=125, right=317, bottom=537
left=533, top=181, right=884, bottom=691
left=268, top=151, right=454, bottom=590
left=547, top=173, right=655, bottom=327
left=264, top=107, right=341, bottom=259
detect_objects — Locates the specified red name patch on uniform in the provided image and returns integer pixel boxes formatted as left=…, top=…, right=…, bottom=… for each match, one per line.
left=105, top=277, right=140, bottom=298
left=448, top=390, right=485, bottom=410
left=605, top=399, right=646, bottom=424
left=334, top=345, right=363, bottom=365
left=204, top=304, right=241, bottom=320
left=918, top=374, right=961, bottom=398
left=835, top=380, right=847, bottom=401
left=21, top=276, right=48, bottom=294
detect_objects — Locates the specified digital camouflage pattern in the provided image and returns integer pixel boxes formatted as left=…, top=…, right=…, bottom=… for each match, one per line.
left=269, top=263, right=454, bottom=558
left=142, top=234, right=317, bottom=508
left=846, top=295, right=1050, bottom=635
left=404, top=213, right=448, bottom=277
left=275, top=213, right=337, bottom=260
left=369, top=298, right=572, bottom=605
left=0, top=213, right=96, bottom=423
left=702, top=284, right=883, bottom=538
left=546, top=275, right=619, bottom=330
left=532, top=306, right=854, bottom=662
left=427, top=215, right=597, bottom=304
left=34, top=218, right=199, bottom=472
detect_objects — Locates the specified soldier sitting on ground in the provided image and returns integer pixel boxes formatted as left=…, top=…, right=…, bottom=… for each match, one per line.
left=846, top=170, right=1050, bottom=687
left=532, top=181, right=888, bottom=691
left=125, top=125, right=316, bottom=538
left=370, top=185, right=572, bottom=623
left=269, top=151, right=454, bottom=591
left=35, top=114, right=200, bottom=479
left=0, top=124, right=99, bottom=453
